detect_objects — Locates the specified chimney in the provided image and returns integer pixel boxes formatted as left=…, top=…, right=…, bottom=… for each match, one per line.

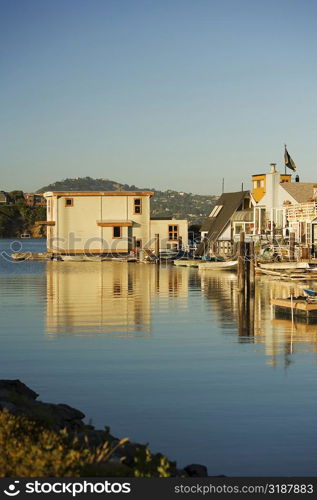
left=295, top=175, right=300, bottom=183
left=270, top=163, right=277, bottom=173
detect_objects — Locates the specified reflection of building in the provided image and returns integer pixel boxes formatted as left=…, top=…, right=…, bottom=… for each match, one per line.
left=46, top=262, right=189, bottom=336
left=199, top=270, right=317, bottom=366
left=251, top=277, right=317, bottom=366
left=40, top=191, right=188, bottom=255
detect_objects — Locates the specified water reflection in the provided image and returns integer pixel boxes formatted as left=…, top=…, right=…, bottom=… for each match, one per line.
left=45, top=262, right=317, bottom=365
left=46, top=262, right=188, bottom=336
left=199, top=270, right=317, bottom=366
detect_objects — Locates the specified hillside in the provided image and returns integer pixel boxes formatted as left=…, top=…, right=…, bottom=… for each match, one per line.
left=37, top=177, right=218, bottom=226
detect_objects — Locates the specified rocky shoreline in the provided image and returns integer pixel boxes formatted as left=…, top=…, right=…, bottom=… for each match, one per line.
left=0, top=380, right=208, bottom=477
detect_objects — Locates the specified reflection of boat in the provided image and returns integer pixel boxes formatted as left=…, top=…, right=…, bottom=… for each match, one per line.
left=198, top=260, right=237, bottom=271
left=20, top=233, right=31, bottom=239
left=62, top=255, right=103, bottom=262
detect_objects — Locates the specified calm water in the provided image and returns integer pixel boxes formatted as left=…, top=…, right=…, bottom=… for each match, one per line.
left=1, top=238, right=317, bottom=476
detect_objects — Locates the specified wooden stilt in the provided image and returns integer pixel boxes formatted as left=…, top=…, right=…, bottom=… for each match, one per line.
left=237, top=232, right=245, bottom=293
left=155, top=234, right=160, bottom=258
left=290, top=232, right=295, bottom=261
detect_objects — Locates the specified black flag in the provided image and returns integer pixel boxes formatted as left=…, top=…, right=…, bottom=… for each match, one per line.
left=284, top=146, right=296, bottom=171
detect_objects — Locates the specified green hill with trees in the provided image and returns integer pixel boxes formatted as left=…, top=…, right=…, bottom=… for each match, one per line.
left=0, top=191, right=46, bottom=238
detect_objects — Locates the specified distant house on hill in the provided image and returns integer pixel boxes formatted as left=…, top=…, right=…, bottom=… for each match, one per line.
left=24, top=193, right=46, bottom=207
left=0, top=191, right=9, bottom=204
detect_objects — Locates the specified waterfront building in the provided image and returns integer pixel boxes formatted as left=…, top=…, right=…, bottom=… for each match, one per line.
left=40, top=191, right=188, bottom=255
left=284, top=186, right=317, bottom=253
left=199, top=190, right=254, bottom=255
left=199, top=163, right=317, bottom=256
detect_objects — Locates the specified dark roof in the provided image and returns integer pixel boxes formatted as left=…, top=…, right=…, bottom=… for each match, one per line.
left=197, top=190, right=249, bottom=255
left=280, top=182, right=317, bottom=203
left=200, top=191, right=249, bottom=234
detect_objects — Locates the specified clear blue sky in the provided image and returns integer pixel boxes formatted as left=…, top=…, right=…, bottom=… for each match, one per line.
left=1, top=0, right=317, bottom=194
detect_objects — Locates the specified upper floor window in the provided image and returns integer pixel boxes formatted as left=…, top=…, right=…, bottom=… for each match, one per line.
left=65, top=198, right=73, bottom=207
left=134, top=198, right=142, bottom=214
left=113, top=226, right=122, bottom=238
left=168, top=225, right=179, bottom=241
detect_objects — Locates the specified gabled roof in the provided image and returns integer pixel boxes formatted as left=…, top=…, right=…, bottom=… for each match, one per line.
left=197, top=190, right=249, bottom=256
left=280, top=182, right=317, bottom=203
left=200, top=191, right=249, bottom=235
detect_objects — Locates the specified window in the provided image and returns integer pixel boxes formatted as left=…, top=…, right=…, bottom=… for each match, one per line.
left=65, top=198, right=73, bottom=207
left=134, top=198, right=142, bottom=214
left=113, top=226, right=122, bottom=238
left=168, top=225, right=179, bottom=241
left=209, top=205, right=223, bottom=217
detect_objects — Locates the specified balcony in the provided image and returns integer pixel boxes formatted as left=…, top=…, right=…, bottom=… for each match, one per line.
left=286, top=202, right=317, bottom=222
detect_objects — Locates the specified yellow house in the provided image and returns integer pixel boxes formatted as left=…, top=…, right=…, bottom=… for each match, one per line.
left=41, top=191, right=188, bottom=255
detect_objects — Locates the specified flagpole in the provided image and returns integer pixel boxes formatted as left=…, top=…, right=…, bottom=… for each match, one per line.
left=284, top=144, right=286, bottom=175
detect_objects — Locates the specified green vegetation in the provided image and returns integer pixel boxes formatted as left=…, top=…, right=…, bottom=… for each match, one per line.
left=38, top=177, right=217, bottom=225
left=0, top=410, right=173, bottom=477
left=0, top=205, right=46, bottom=237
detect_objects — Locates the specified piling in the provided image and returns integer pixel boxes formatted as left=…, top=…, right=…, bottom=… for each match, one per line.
left=237, top=232, right=245, bottom=293
left=290, top=232, right=295, bottom=261
left=178, top=236, right=183, bottom=251
left=132, top=236, right=137, bottom=254
left=249, top=240, right=255, bottom=295
left=155, top=234, right=160, bottom=258
left=245, top=241, right=250, bottom=292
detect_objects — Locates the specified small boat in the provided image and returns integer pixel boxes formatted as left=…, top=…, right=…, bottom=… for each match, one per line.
left=198, top=260, right=237, bottom=271
left=303, top=288, right=317, bottom=297
left=258, top=262, right=309, bottom=271
left=62, top=255, right=103, bottom=262
left=20, top=233, right=31, bottom=239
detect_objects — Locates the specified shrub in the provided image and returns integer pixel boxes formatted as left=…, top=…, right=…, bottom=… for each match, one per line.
left=0, top=410, right=173, bottom=477
left=0, top=410, right=126, bottom=477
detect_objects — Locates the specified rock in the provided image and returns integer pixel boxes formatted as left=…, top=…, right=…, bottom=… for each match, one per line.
left=184, top=463, right=208, bottom=477
left=0, top=380, right=210, bottom=478
left=0, top=380, right=85, bottom=430
left=0, top=379, right=38, bottom=400
left=0, top=401, right=17, bottom=412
